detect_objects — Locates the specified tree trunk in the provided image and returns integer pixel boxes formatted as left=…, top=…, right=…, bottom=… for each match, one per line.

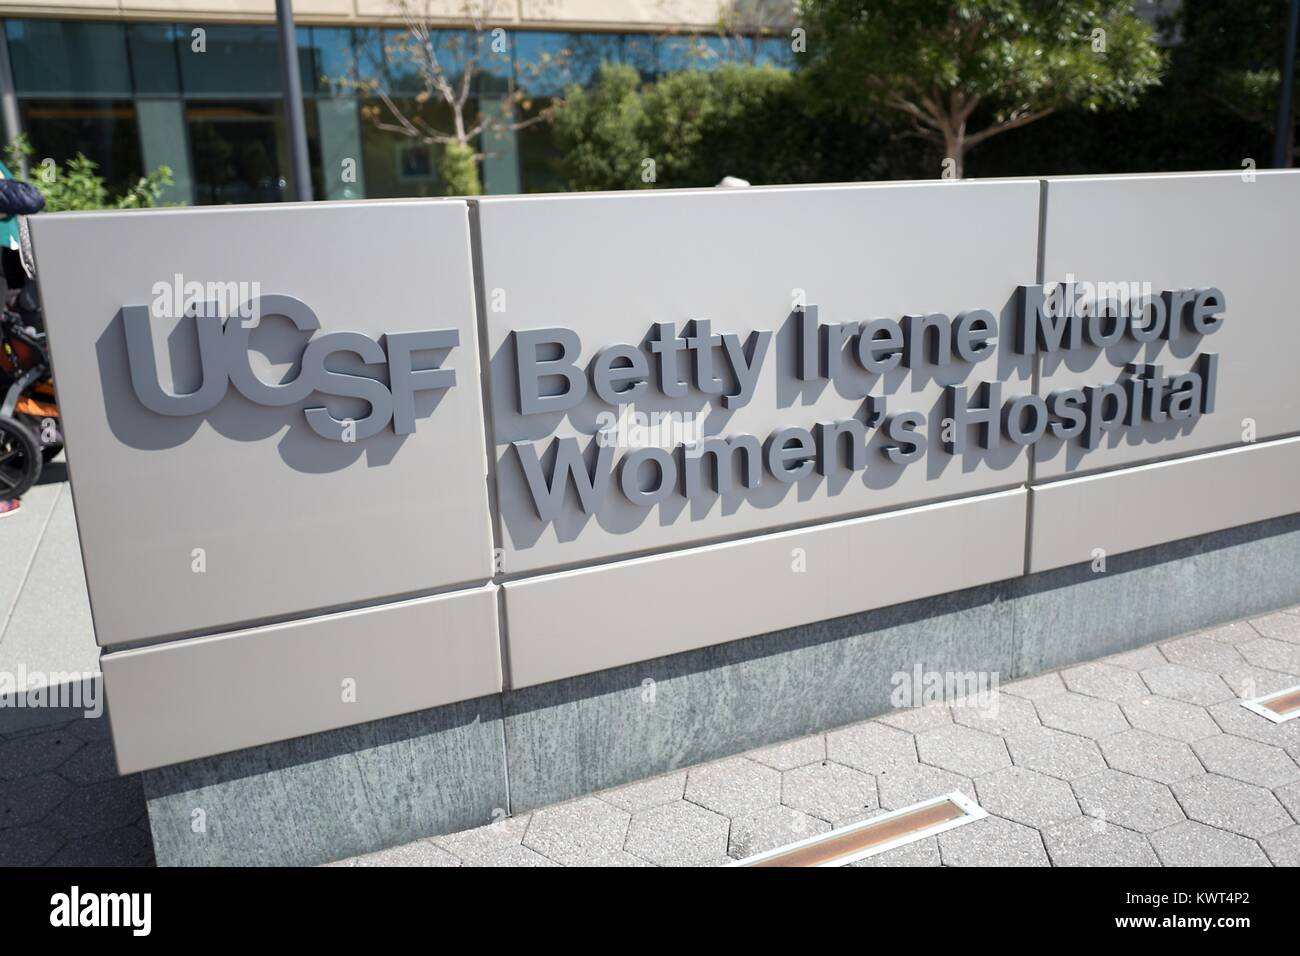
left=942, top=124, right=965, bottom=179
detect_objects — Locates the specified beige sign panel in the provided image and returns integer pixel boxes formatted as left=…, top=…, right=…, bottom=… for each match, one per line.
left=477, top=182, right=1041, bottom=574
left=1029, top=435, right=1300, bottom=574
left=503, top=489, right=1028, bottom=688
left=102, top=585, right=501, bottom=774
left=33, top=201, right=494, bottom=649
left=1034, top=171, right=1300, bottom=479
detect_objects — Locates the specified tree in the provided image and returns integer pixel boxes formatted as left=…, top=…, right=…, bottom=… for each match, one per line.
left=552, top=63, right=650, bottom=191
left=4, top=136, right=174, bottom=211
left=1172, top=0, right=1300, bottom=165
left=552, top=61, right=907, bottom=191
left=800, top=0, right=1165, bottom=177
left=352, top=0, right=568, bottom=196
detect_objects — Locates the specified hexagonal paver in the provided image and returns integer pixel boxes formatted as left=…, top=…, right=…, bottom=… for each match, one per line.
left=1200, top=621, right=1263, bottom=647
left=878, top=704, right=951, bottom=734
left=1215, top=663, right=1298, bottom=700
left=0, top=729, right=84, bottom=782
left=952, top=693, right=1041, bottom=736
left=1159, top=635, right=1244, bottom=673
left=915, top=725, right=1010, bottom=778
left=876, top=763, right=970, bottom=810
left=1005, top=726, right=1105, bottom=780
left=1250, top=612, right=1300, bottom=644
left=1036, top=693, right=1128, bottom=739
left=781, top=761, right=877, bottom=824
left=848, top=836, right=940, bottom=867
left=624, top=801, right=729, bottom=867
left=728, top=805, right=829, bottom=860
left=684, top=757, right=779, bottom=819
left=1150, top=821, right=1270, bottom=867
left=975, top=767, right=1080, bottom=829
left=522, top=797, right=631, bottom=867
left=432, top=814, right=529, bottom=864
left=346, top=841, right=460, bottom=867
left=1043, top=817, right=1159, bottom=866
left=1238, top=638, right=1300, bottom=676
left=1207, top=700, right=1300, bottom=748
left=472, top=844, right=559, bottom=867
left=1171, top=774, right=1292, bottom=838
left=1139, top=663, right=1234, bottom=706
left=55, top=743, right=119, bottom=786
left=826, top=722, right=916, bottom=775
left=1071, top=770, right=1183, bottom=832
left=1101, top=646, right=1166, bottom=670
left=938, top=816, right=1049, bottom=867
left=1099, top=729, right=1205, bottom=785
left=43, top=777, right=147, bottom=839
left=597, top=772, right=686, bottom=812
left=1120, top=696, right=1217, bottom=743
left=48, top=827, right=155, bottom=867
left=1274, top=779, right=1300, bottom=819
left=1002, top=672, right=1066, bottom=700
left=0, top=773, right=72, bottom=829
left=0, top=825, right=64, bottom=866
left=63, top=716, right=111, bottom=744
left=747, top=736, right=825, bottom=772
left=1260, top=825, right=1300, bottom=866
left=1192, top=735, right=1300, bottom=789
left=1061, top=662, right=1149, bottom=702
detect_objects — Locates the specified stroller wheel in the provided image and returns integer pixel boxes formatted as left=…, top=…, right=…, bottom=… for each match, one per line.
left=0, top=414, right=41, bottom=499
left=41, top=439, right=64, bottom=463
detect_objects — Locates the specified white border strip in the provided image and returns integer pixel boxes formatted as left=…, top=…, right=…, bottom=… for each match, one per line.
left=729, top=791, right=987, bottom=867
left=1240, top=685, right=1300, bottom=724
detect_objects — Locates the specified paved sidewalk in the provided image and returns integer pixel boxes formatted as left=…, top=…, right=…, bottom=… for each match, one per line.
left=0, top=460, right=98, bottom=681
left=335, top=608, right=1300, bottom=867
left=0, top=465, right=152, bottom=865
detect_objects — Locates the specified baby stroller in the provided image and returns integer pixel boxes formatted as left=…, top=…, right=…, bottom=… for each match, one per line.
left=0, top=161, right=55, bottom=501
left=0, top=287, right=59, bottom=498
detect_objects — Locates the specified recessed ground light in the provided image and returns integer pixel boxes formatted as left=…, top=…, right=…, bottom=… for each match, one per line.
left=1240, top=685, right=1300, bottom=724
left=730, top=792, right=986, bottom=867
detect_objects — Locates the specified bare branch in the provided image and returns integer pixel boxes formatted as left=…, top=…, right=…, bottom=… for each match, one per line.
left=964, top=107, right=1055, bottom=147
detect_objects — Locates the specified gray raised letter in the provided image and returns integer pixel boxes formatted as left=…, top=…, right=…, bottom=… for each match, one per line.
left=386, top=329, right=458, bottom=434
left=514, top=328, right=587, bottom=415
left=302, top=331, right=394, bottom=441
left=122, top=303, right=228, bottom=416
left=224, top=294, right=320, bottom=407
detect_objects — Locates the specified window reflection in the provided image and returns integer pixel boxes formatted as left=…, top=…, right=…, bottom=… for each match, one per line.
left=2, top=18, right=787, bottom=201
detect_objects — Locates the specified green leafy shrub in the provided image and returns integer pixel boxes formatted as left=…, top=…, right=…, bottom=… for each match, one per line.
left=4, top=136, right=175, bottom=211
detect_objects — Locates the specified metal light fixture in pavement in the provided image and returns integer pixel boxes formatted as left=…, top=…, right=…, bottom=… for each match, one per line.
left=731, top=792, right=986, bottom=867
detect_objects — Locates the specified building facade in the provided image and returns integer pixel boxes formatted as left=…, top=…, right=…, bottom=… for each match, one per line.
left=0, top=1, right=794, bottom=203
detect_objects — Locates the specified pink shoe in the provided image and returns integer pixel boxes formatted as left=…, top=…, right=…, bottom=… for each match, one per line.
left=0, top=498, right=19, bottom=518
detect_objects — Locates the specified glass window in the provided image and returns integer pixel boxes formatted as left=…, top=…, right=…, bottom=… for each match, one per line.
left=186, top=99, right=318, bottom=204
left=352, top=28, right=426, bottom=96
left=620, top=33, right=659, bottom=78
left=178, top=25, right=282, bottom=97
left=516, top=96, right=564, bottom=194
left=5, top=20, right=132, bottom=97
left=358, top=95, right=462, bottom=198
left=128, top=23, right=183, bottom=95
left=301, top=28, right=356, bottom=97
left=18, top=99, right=142, bottom=196
left=754, top=35, right=796, bottom=69
left=513, top=31, right=611, bottom=96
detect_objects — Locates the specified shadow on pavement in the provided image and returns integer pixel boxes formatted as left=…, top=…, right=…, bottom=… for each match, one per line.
left=0, top=678, right=154, bottom=866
